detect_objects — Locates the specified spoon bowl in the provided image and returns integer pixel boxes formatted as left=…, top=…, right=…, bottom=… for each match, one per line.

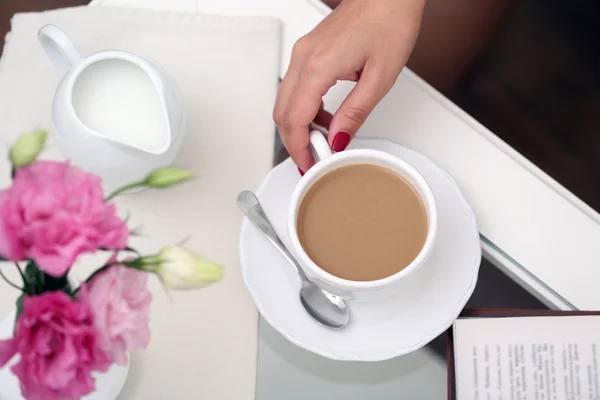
left=236, top=190, right=350, bottom=329
left=300, top=281, right=350, bottom=329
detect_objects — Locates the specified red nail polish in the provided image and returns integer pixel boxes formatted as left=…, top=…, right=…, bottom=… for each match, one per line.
left=332, top=131, right=351, bottom=152
left=298, top=167, right=305, bottom=176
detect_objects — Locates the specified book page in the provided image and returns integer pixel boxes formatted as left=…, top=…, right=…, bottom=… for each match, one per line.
left=454, top=316, right=600, bottom=400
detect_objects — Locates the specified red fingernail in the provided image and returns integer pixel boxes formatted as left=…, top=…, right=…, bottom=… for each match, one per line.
left=332, top=131, right=351, bottom=152
left=298, top=167, right=305, bottom=176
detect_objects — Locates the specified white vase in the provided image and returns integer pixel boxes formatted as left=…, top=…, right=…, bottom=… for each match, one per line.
left=0, top=310, right=130, bottom=400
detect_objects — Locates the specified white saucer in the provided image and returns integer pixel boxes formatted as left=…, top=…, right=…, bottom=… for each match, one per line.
left=0, top=310, right=130, bottom=400
left=239, top=138, right=481, bottom=361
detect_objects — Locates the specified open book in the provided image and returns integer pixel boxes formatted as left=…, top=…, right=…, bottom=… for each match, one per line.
left=447, top=309, right=600, bottom=400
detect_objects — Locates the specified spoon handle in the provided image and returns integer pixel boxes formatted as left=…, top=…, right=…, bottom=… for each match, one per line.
left=237, top=191, right=308, bottom=280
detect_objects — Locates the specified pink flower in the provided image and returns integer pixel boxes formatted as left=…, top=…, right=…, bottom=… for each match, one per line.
left=0, top=291, right=112, bottom=400
left=80, top=262, right=152, bottom=365
left=0, top=161, right=129, bottom=277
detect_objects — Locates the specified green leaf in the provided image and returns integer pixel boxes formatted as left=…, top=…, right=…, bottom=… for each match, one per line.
left=24, top=262, right=44, bottom=294
left=13, top=294, right=24, bottom=335
left=23, top=262, right=71, bottom=294
left=43, top=272, right=70, bottom=293
left=15, top=295, right=23, bottom=318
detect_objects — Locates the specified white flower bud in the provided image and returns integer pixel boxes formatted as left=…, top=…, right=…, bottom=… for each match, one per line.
left=9, top=130, right=47, bottom=168
left=144, top=168, right=193, bottom=188
left=146, top=246, right=223, bottom=289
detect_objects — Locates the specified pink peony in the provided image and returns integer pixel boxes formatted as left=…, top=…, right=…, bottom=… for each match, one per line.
left=0, top=291, right=112, bottom=400
left=0, top=161, right=129, bottom=277
left=80, top=262, right=152, bottom=365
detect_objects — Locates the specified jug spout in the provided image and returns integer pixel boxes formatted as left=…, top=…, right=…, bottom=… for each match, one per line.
left=38, top=25, right=83, bottom=75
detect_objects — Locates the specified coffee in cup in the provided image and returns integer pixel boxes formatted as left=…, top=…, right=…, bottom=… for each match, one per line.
left=296, top=163, right=428, bottom=281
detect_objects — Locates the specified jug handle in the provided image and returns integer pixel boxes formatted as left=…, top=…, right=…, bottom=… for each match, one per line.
left=38, top=25, right=83, bottom=75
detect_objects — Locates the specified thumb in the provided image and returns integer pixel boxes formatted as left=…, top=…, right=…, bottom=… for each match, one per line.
left=328, top=64, right=391, bottom=152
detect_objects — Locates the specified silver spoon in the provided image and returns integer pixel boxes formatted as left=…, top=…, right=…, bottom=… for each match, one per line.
left=237, top=190, right=350, bottom=329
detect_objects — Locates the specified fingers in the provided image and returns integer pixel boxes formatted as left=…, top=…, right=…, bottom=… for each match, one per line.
left=274, top=67, right=332, bottom=173
left=313, top=103, right=333, bottom=130
left=328, top=63, right=395, bottom=151
left=274, top=69, right=310, bottom=171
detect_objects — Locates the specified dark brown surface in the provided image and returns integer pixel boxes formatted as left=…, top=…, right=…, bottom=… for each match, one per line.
left=1, top=0, right=89, bottom=56
left=407, top=0, right=517, bottom=95
left=450, top=0, right=600, bottom=212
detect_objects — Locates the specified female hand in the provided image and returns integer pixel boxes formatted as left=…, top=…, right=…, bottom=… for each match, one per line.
left=273, top=0, right=425, bottom=173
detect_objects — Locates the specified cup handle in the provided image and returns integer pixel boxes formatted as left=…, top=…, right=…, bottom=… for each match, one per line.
left=38, top=24, right=83, bottom=76
left=309, top=129, right=333, bottom=163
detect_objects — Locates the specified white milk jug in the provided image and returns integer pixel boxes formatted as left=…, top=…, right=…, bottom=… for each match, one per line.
left=38, top=24, right=187, bottom=191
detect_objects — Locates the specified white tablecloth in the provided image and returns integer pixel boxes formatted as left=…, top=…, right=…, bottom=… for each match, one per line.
left=0, top=6, right=280, bottom=399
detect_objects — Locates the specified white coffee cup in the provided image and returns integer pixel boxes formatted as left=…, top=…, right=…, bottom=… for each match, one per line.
left=287, top=131, right=438, bottom=303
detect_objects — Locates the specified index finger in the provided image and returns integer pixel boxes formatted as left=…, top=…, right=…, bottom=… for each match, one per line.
left=275, top=74, right=330, bottom=173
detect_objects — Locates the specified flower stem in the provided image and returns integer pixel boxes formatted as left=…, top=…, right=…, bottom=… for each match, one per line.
left=74, top=263, right=117, bottom=295
left=14, top=262, right=26, bottom=286
left=0, top=268, right=23, bottom=291
left=125, top=255, right=160, bottom=272
left=105, top=182, right=145, bottom=202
